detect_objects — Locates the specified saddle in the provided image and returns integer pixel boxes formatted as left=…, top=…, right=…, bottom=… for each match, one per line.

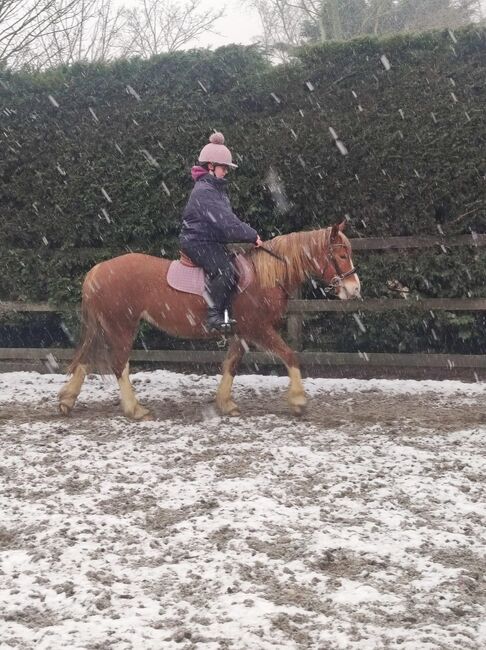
left=167, top=252, right=254, bottom=297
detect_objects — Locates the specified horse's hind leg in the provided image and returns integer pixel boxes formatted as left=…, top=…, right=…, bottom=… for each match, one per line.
left=59, top=364, right=88, bottom=416
left=251, top=329, right=307, bottom=415
left=216, top=336, right=245, bottom=416
left=117, top=362, right=153, bottom=421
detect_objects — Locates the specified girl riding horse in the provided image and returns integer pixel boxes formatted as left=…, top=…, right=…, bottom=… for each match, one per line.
left=180, top=132, right=262, bottom=332
left=59, top=222, right=360, bottom=420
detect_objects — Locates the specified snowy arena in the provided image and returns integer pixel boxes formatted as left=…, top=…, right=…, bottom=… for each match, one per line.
left=1, top=370, right=485, bottom=649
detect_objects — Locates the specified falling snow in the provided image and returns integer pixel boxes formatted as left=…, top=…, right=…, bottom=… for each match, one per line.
left=140, top=149, right=160, bottom=168
left=380, top=54, right=391, bottom=71
left=101, top=187, right=112, bottom=203
left=126, top=85, right=141, bottom=101
left=0, top=371, right=485, bottom=649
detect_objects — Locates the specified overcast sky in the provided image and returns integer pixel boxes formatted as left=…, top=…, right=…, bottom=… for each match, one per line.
left=114, top=0, right=262, bottom=49
left=195, top=0, right=262, bottom=48
left=115, top=0, right=485, bottom=51
left=200, top=1, right=486, bottom=49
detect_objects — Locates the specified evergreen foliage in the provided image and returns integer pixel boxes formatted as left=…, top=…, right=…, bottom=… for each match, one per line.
left=1, top=29, right=485, bottom=353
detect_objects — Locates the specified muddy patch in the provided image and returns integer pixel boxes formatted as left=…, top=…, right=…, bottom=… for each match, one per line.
left=0, top=371, right=485, bottom=649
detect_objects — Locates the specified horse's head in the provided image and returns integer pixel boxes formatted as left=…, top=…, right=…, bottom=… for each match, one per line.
left=318, top=221, right=361, bottom=300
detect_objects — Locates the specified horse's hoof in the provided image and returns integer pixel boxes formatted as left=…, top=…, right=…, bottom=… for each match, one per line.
left=288, top=391, right=307, bottom=415
left=59, top=403, right=71, bottom=417
left=131, top=406, right=153, bottom=421
left=218, top=401, right=240, bottom=417
left=290, top=399, right=307, bottom=416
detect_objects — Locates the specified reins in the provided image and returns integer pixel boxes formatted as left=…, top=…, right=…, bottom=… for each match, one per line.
left=257, top=245, right=287, bottom=265
left=255, top=245, right=290, bottom=295
left=256, top=240, right=357, bottom=296
left=184, top=235, right=356, bottom=296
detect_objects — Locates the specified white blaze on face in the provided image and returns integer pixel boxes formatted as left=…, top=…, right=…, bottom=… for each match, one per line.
left=336, top=262, right=361, bottom=300
left=343, top=274, right=361, bottom=299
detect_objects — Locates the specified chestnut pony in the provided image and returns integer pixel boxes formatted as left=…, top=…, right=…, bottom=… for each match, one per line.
left=59, top=222, right=360, bottom=419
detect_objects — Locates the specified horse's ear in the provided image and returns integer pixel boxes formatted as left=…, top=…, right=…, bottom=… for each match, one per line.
left=331, top=220, right=346, bottom=242
left=338, top=219, right=346, bottom=232
left=330, top=222, right=340, bottom=242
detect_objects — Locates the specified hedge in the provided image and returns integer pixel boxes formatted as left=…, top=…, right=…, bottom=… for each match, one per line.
left=1, top=28, right=486, bottom=353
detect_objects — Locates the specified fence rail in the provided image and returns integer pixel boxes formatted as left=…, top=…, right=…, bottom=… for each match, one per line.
left=288, top=297, right=486, bottom=313
left=1, top=234, right=486, bottom=374
left=3, top=297, right=486, bottom=316
left=1, top=348, right=485, bottom=370
left=350, top=233, right=486, bottom=250
left=3, top=233, right=486, bottom=255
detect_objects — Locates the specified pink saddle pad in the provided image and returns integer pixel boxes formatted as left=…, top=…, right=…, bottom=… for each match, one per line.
left=167, top=254, right=254, bottom=296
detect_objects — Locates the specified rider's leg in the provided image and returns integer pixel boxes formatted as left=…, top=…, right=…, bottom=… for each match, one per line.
left=205, top=272, right=236, bottom=330
left=180, top=242, right=236, bottom=330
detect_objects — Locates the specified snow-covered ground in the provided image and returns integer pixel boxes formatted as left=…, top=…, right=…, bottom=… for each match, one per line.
left=0, top=370, right=485, bottom=649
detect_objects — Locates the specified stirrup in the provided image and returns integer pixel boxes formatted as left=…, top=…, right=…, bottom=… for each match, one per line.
left=207, top=322, right=233, bottom=333
left=223, top=309, right=237, bottom=327
left=207, top=309, right=236, bottom=332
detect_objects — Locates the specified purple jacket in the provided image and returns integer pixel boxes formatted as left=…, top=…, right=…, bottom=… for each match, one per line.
left=179, top=167, right=258, bottom=246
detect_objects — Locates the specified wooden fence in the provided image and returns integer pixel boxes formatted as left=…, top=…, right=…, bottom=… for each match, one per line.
left=1, top=233, right=486, bottom=376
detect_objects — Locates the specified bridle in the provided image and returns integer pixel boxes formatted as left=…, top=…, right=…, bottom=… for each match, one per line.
left=320, top=242, right=358, bottom=295
left=257, top=238, right=357, bottom=295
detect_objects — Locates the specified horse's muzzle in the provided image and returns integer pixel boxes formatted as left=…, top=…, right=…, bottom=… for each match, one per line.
left=338, top=277, right=361, bottom=300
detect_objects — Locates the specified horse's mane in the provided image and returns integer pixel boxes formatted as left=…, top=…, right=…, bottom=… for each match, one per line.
left=248, top=228, right=332, bottom=290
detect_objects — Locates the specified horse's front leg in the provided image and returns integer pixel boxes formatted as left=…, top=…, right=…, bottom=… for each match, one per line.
left=252, top=329, right=307, bottom=415
left=216, top=336, right=246, bottom=416
left=117, top=362, right=153, bottom=420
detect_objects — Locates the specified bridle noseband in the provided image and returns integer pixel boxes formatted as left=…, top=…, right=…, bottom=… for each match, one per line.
left=322, top=242, right=358, bottom=294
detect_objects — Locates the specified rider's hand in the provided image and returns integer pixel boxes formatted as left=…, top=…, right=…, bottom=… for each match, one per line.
left=255, top=236, right=263, bottom=247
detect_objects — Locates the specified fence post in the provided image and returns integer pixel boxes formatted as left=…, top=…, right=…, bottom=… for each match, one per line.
left=287, top=288, right=303, bottom=351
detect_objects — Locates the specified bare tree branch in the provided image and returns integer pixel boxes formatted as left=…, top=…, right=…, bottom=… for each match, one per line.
left=0, top=0, right=83, bottom=65
left=122, top=0, right=224, bottom=56
left=246, top=0, right=302, bottom=59
left=246, top=0, right=482, bottom=53
left=6, top=0, right=129, bottom=68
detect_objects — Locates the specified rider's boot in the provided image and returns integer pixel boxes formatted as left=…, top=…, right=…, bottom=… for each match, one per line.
left=206, top=308, right=236, bottom=332
left=205, top=274, right=236, bottom=333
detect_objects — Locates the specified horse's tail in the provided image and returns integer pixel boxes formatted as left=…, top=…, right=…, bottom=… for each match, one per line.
left=68, top=269, right=113, bottom=375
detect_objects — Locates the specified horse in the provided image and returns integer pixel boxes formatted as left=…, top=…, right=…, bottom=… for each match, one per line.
left=58, top=221, right=360, bottom=419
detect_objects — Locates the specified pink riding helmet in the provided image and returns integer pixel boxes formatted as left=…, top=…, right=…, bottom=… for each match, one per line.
left=198, top=132, right=238, bottom=168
